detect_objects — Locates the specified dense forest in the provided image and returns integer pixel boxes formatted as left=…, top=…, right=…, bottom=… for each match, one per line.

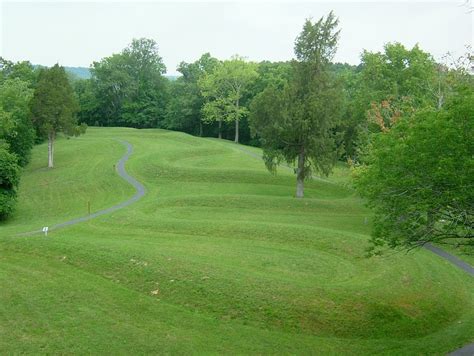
left=0, top=12, right=472, bottom=252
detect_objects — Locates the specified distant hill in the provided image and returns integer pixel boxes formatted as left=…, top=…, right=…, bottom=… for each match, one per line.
left=165, top=75, right=179, bottom=81
left=64, top=66, right=91, bottom=79
left=63, top=66, right=179, bottom=81
left=35, top=65, right=179, bottom=81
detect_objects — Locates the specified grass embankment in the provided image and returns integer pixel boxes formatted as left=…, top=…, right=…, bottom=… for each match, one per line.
left=0, top=127, right=472, bottom=354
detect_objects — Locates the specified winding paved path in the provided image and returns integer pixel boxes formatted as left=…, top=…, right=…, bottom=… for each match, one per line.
left=424, top=244, right=474, bottom=276
left=17, top=139, right=145, bottom=236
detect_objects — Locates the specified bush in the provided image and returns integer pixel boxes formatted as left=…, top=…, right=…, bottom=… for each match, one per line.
left=0, top=144, right=20, bottom=219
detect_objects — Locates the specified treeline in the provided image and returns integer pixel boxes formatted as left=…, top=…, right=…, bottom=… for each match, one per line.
left=72, top=34, right=469, bottom=160
left=0, top=59, right=82, bottom=219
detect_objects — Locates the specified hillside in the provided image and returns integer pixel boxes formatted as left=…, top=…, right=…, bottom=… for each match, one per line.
left=64, top=66, right=92, bottom=79
left=0, top=127, right=472, bottom=354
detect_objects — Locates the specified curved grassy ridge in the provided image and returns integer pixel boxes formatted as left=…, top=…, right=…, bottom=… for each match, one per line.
left=0, top=127, right=473, bottom=354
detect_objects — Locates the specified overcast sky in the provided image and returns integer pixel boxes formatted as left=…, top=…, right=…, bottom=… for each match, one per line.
left=1, top=1, right=472, bottom=75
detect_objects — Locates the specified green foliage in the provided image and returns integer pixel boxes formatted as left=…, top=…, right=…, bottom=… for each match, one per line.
left=30, top=64, right=80, bottom=138
left=74, top=78, right=100, bottom=125
left=0, top=78, right=35, bottom=166
left=338, top=43, right=439, bottom=160
left=199, top=56, right=258, bottom=142
left=359, top=43, right=437, bottom=108
left=0, top=143, right=20, bottom=219
left=250, top=12, right=343, bottom=196
left=164, top=53, right=219, bottom=135
left=89, top=38, right=168, bottom=128
left=251, top=61, right=292, bottom=94
left=331, top=63, right=362, bottom=159
left=0, top=58, right=37, bottom=218
left=0, top=58, right=38, bottom=85
left=354, top=86, right=474, bottom=253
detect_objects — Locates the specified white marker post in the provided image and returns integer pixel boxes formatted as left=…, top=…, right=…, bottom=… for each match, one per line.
left=42, top=227, right=49, bottom=236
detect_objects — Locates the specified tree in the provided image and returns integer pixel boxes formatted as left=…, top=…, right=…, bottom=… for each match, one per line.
left=353, top=85, right=474, bottom=254
left=344, top=44, right=439, bottom=161
left=30, top=64, right=83, bottom=168
left=0, top=143, right=20, bottom=220
left=90, top=38, right=168, bottom=128
left=0, top=58, right=38, bottom=165
left=164, top=53, right=219, bottom=136
left=251, top=61, right=292, bottom=94
left=250, top=12, right=343, bottom=198
left=0, top=78, right=35, bottom=166
left=199, top=56, right=258, bottom=143
left=74, top=78, right=101, bottom=126
left=331, top=63, right=362, bottom=159
left=0, top=58, right=38, bottom=85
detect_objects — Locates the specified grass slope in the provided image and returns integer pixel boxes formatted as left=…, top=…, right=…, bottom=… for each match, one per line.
left=0, top=127, right=473, bottom=354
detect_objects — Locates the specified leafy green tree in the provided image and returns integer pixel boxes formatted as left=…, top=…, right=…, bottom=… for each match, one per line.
left=74, top=78, right=101, bottom=126
left=164, top=53, right=219, bottom=136
left=250, top=12, right=343, bottom=198
left=90, top=38, right=168, bottom=128
left=0, top=58, right=38, bottom=85
left=90, top=53, right=133, bottom=126
left=0, top=143, right=20, bottom=220
left=0, top=59, right=38, bottom=166
left=200, top=56, right=258, bottom=143
left=30, top=64, right=83, bottom=168
left=353, top=85, right=474, bottom=254
left=346, top=44, right=439, bottom=160
left=359, top=43, right=437, bottom=107
left=0, top=78, right=35, bottom=166
left=251, top=61, right=292, bottom=94
left=331, top=63, right=362, bottom=159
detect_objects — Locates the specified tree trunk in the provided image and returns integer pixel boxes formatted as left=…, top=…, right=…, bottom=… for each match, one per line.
left=234, top=98, right=239, bottom=143
left=296, top=149, right=305, bottom=198
left=235, top=119, right=239, bottom=143
left=437, top=79, right=444, bottom=110
left=199, top=121, right=203, bottom=137
left=48, top=131, right=55, bottom=168
left=218, top=120, right=222, bottom=139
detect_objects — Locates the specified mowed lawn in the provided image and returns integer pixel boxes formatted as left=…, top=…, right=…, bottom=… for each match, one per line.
left=0, top=127, right=472, bottom=354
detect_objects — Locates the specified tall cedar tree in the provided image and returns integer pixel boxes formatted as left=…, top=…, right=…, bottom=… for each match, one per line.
left=250, top=12, right=342, bottom=197
left=30, top=64, right=82, bottom=168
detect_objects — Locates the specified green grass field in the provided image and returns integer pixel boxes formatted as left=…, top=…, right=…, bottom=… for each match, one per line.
left=0, top=127, right=473, bottom=354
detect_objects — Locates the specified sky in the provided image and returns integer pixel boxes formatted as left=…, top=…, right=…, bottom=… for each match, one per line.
left=1, top=1, right=472, bottom=75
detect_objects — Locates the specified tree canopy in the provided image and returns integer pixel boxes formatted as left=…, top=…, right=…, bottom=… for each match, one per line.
left=0, top=143, right=20, bottom=220
left=0, top=79, right=35, bottom=166
left=86, top=38, right=169, bottom=128
left=354, top=85, right=474, bottom=254
left=199, top=56, right=258, bottom=143
left=164, top=53, right=220, bottom=136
